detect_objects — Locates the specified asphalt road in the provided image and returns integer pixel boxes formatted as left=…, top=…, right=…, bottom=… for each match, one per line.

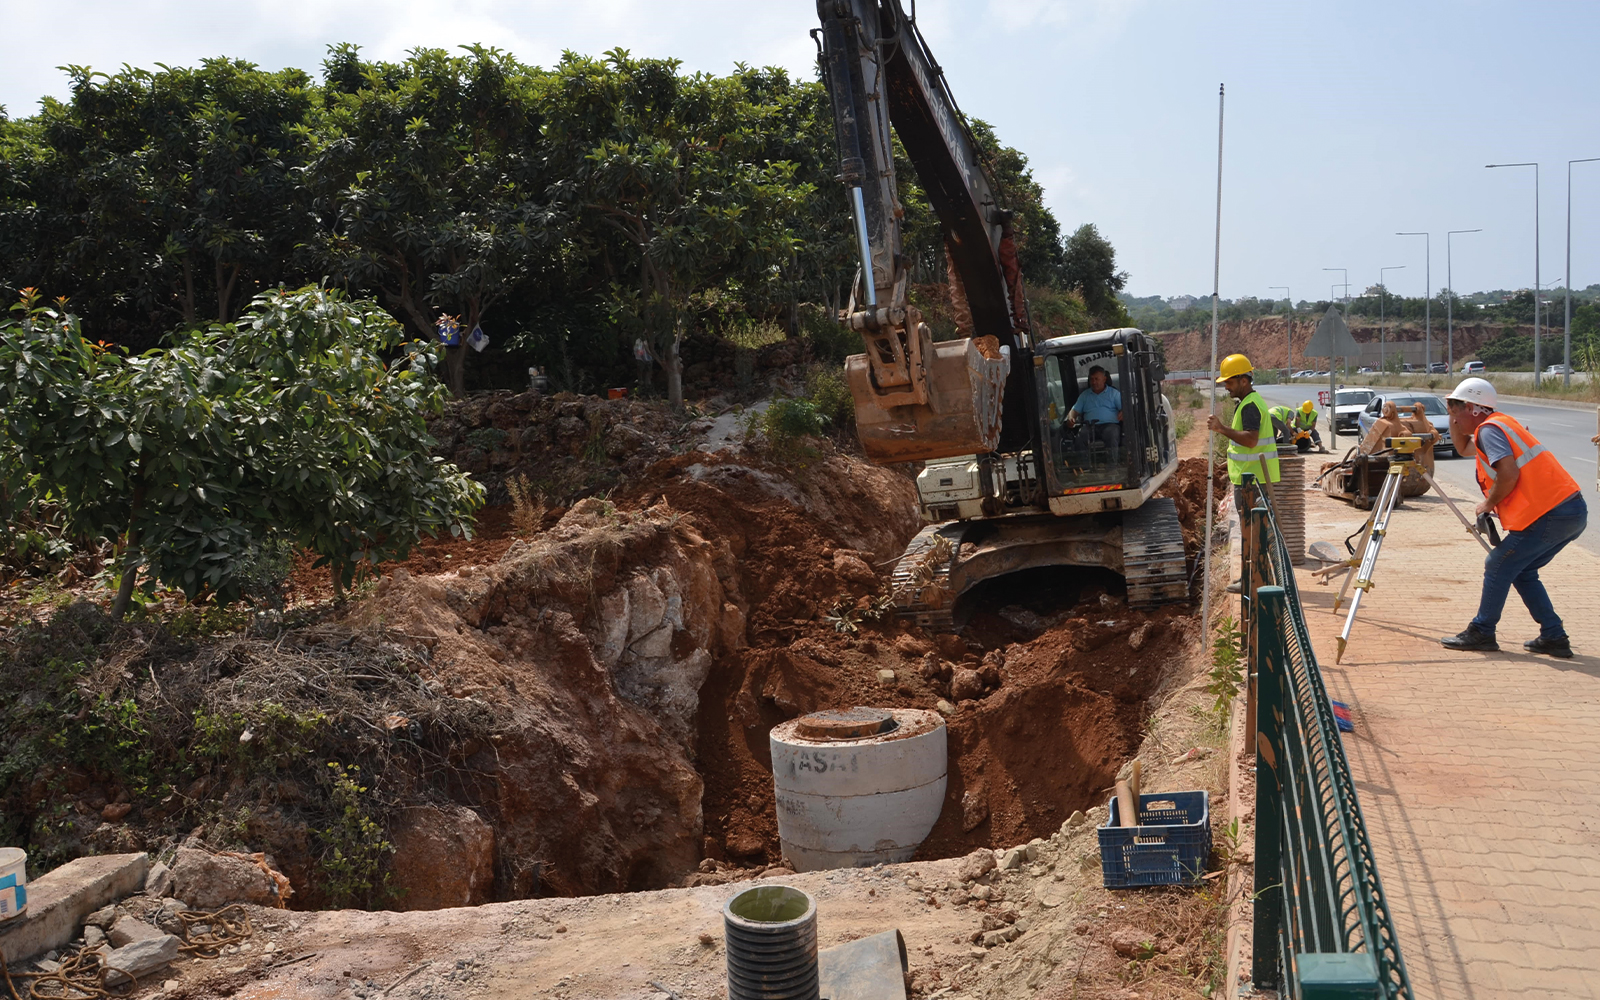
left=1250, top=382, right=1600, bottom=557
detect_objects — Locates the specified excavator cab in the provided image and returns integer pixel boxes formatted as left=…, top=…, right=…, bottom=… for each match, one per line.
left=1034, top=329, right=1176, bottom=516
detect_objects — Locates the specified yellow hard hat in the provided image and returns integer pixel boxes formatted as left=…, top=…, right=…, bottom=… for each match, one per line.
left=1301, top=400, right=1315, bottom=413
left=1219, top=354, right=1253, bottom=379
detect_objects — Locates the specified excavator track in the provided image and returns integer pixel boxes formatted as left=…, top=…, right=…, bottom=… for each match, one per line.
left=888, top=522, right=963, bottom=633
left=1122, top=497, right=1190, bottom=607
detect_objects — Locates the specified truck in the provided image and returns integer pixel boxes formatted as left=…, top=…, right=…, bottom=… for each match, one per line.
left=815, top=0, right=1187, bottom=630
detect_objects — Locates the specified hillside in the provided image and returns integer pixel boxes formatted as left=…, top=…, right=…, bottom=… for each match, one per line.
left=1158, top=317, right=1529, bottom=371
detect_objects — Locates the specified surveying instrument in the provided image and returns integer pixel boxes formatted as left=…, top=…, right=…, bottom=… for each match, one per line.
left=1316, top=436, right=1491, bottom=663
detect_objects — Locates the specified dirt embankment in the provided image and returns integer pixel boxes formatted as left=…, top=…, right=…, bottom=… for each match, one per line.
left=1161, top=317, right=1521, bottom=371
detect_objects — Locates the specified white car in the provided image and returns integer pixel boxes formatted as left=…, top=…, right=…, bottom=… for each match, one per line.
left=1332, top=388, right=1377, bottom=433
left=1290, top=369, right=1317, bottom=379
left=1543, top=363, right=1573, bottom=375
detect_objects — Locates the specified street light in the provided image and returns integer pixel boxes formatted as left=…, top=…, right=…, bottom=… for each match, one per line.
left=1565, top=157, right=1600, bottom=387
left=1379, top=266, right=1406, bottom=369
left=1270, top=285, right=1291, bottom=378
left=1397, top=232, right=1431, bottom=369
left=1486, top=162, right=1541, bottom=385
left=1446, top=229, right=1482, bottom=373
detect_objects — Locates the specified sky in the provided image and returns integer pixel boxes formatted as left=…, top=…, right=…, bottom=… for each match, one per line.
left=4, top=0, right=1599, bottom=306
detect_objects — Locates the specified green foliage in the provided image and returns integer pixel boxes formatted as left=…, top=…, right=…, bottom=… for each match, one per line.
left=1476, top=328, right=1535, bottom=370
left=0, top=44, right=1095, bottom=397
left=804, top=365, right=854, bottom=429
left=317, top=762, right=395, bottom=909
left=1207, top=615, right=1245, bottom=717
left=0, top=287, right=484, bottom=611
left=1062, top=224, right=1133, bottom=329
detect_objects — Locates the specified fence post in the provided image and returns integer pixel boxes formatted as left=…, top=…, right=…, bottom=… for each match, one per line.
left=1252, top=585, right=1288, bottom=990
left=1244, top=499, right=1268, bottom=754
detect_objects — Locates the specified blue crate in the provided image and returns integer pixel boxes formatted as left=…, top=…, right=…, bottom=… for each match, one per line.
left=1097, top=790, right=1212, bottom=888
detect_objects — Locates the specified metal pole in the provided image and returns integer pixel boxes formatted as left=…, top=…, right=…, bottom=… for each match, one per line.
left=1447, top=229, right=1483, bottom=374
left=1398, top=232, right=1430, bottom=369
left=1200, top=83, right=1224, bottom=661
left=1566, top=159, right=1600, bottom=388
left=1380, top=266, right=1405, bottom=370
left=1487, top=163, right=1541, bottom=384
left=1323, top=267, right=1347, bottom=370
left=1271, top=286, right=1291, bottom=379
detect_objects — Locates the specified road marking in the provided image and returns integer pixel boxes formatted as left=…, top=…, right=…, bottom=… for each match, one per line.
left=1570, top=456, right=1597, bottom=464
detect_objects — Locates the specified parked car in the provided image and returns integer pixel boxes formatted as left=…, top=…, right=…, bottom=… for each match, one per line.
left=1332, top=389, right=1377, bottom=432
left=1355, top=392, right=1454, bottom=456
left=1428, top=362, right=1449, bottom=374
left=1461, top=360, right=1485, bottom=374
left=1290, top=369, right=1317, bottom=379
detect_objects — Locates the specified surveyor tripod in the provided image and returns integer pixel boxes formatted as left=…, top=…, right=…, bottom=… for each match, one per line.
left=1317, top=436, right=1491, bottom=663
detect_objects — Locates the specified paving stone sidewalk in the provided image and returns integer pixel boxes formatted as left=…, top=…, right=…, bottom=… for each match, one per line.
left=1287, top=473, right=1600, bottom=998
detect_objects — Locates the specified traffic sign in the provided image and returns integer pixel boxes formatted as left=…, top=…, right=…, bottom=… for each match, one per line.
left=1304, top=306, right=1360, bottom=358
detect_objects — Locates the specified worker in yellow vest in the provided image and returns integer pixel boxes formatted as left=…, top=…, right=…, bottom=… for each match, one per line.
left=1440, top=378, right=1587, bottom=657
left=1206, top=353, right=1279, bottom=593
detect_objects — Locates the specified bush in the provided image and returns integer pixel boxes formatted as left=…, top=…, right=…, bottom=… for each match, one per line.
left=805, top=365, right=855, bottom=430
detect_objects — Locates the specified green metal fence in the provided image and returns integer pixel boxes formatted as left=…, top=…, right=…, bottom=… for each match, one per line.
left=1240, top=478, right=1413, bottom=999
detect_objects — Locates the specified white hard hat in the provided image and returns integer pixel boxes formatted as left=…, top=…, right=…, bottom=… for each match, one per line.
left=1447, top=377, right=1497, bottom=409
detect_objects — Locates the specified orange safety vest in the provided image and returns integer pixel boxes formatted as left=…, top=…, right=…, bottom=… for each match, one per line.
left=1473, top=412, right=1580, bottom=531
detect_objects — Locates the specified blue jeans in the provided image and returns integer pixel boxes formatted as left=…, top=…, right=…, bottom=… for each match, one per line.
left=1470, top=491, right=1588, bottom=640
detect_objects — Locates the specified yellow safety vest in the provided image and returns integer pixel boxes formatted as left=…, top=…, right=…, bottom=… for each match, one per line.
left=1227, top=390, right=1281, bottom=485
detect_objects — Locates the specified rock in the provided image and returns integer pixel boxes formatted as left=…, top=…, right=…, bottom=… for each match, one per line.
left=101, top=802, right=132, bottom=822
left=1128, top=623, right=1152, bottom=651
left=832, top=551, right=878, bottom=587
left=977, top=663, right=1001, bottom=688
left=154, top=901, right=189, bottom=936
left=1034, top=882, right=1070, bottom=908
left=935, top=699, right=957, bottom=717
left=103, top=934, right=181, bottom=988
left=84, top=906, right=118, bottom=930
left=876, top=669, right=896, bottom=685
left=960, top=790, right=989, bottom=832
left=968, top=884, right=992, bottom=901
left=998, top=605, right=1046, bottom=633
left=169, top=848, right=279, bottom=910
left=981, top=926, right=1021, bottom=948
left=143, top=862, right=173, bottom=898
left=1110, top=926, right=1157, bottom=959
left=83, top=926, right=107, bottom=949
left=108, top=914, right=162, bottom=948
left=957, top=849, right=996, bottom=882
left=390, top=804, right=496, bottom=910
left=1064, top=810, right=1087, bottom=831
left=894, top=634, right=933, bottom=659
left=719, top=603, right=748, bottom=652
left=998, top=847, right=1025, bottom=871
left=949, top=669, right=984, bottom=702
left=1024, top=837, right=1046, bottom=862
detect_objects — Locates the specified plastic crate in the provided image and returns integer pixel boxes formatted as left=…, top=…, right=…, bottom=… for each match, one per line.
left=1097, top=790, right=1211, bottom=888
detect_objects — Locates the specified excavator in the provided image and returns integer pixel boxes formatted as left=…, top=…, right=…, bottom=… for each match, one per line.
left=815, top=0, right=1186, bottom=630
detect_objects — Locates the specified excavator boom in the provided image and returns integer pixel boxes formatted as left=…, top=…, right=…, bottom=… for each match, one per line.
left=815, top=0, right=1034, bottom=464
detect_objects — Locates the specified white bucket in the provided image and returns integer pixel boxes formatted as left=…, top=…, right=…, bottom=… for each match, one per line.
left=0, top=848, right=26, bottom=921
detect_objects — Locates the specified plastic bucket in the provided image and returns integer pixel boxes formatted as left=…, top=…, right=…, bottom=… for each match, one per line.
left=0, top=848, right=26, bottom=921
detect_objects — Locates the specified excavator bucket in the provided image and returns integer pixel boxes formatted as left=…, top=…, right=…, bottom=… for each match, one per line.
left=846, top=337, right=1010, bottom=465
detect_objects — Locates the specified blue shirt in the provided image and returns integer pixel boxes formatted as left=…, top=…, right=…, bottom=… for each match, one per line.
left=1477, top=422, right=1512, bottom=464
left=1071, top=384, right=1122, bottom=424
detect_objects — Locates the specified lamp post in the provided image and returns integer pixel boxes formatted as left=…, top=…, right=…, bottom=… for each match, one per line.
left=1487, top=162, right=1541, bottom=385
left=1380, top=266, right=1406, bottom=369
left=1446, top=229, right=1482, bottom=373
left=1270, top=285, right=1291, bottom=379
left=1397, top=232, right=1431, bottom=369
left=1565, top=158, right=1600, bottom=387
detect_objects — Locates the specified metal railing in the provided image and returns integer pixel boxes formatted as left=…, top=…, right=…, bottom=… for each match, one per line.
left=1239, top=478, right=1413, bottom=999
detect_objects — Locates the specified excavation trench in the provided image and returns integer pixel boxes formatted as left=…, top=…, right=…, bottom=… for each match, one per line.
left=343, top=447, right=1219, bottom=903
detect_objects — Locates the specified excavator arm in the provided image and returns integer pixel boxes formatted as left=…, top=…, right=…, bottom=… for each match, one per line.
left=815, top=0, right=1036, bottom=463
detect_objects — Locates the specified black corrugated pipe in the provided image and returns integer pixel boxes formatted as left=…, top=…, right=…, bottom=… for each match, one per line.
left=723, top=885, right=819, bottom=1000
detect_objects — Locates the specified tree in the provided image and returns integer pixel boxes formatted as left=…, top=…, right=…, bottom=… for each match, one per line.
left=303, top=45, right=562, bottom=397
left=1061, top=223, right=1131, bottom=328
left=0, top=286, right=483, bottom=616
left=550, top=51, right=808, bottom=410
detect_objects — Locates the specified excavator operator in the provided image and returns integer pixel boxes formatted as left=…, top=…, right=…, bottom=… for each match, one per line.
left=1065, top=364, right=1123, bottom=458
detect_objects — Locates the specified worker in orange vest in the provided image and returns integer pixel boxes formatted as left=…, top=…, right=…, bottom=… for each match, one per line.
left=1440, top=378, right=1587, bottom=657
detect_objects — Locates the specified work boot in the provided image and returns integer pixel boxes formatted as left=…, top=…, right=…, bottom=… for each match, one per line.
left=1225, top=579, right=1242, bottom=594
left=1524, top=636, right=1574, bottom=659
left=1440, top=625, right=1498, bottom=652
